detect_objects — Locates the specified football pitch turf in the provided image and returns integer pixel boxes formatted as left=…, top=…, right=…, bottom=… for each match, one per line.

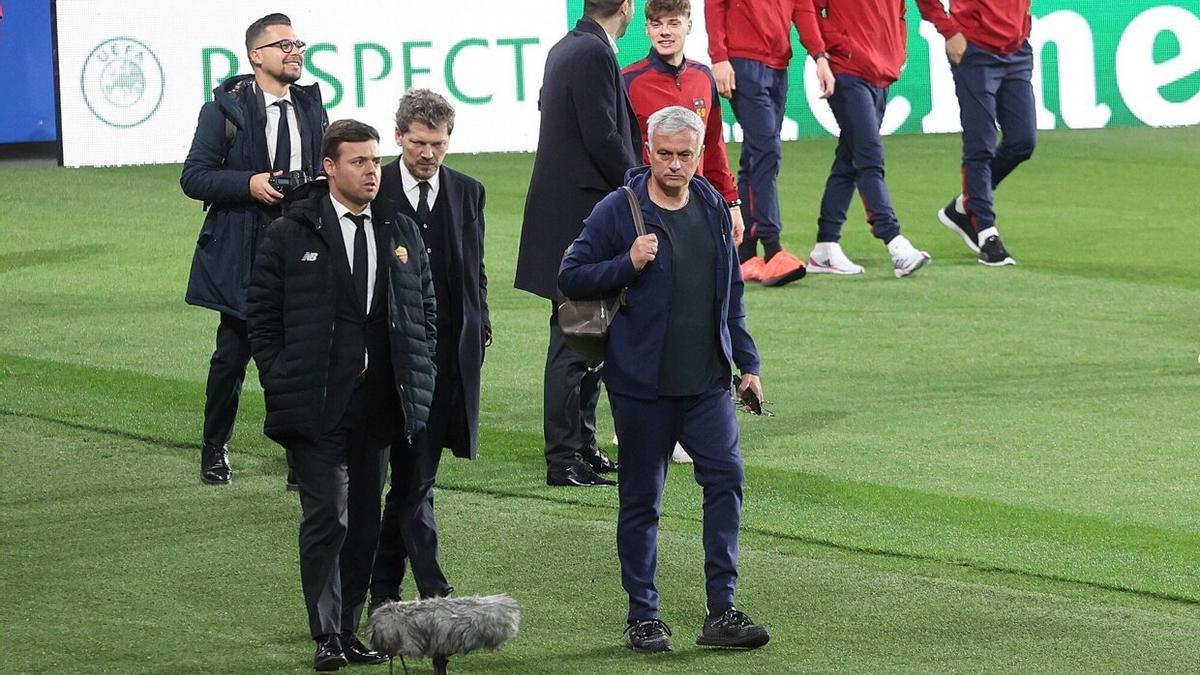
left=2, top=125, right=1198, bottom=673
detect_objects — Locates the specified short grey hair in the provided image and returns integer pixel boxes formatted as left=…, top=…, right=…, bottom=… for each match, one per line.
left=394, top=89, right=456, bottom=135
left=647, top=106, right=704, bottom=147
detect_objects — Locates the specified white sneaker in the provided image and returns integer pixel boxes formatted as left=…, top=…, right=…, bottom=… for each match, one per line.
left=671, top=443, right=693, bottom=464
left=887, top=235, right=931, bottom=278
left=806, top=242, right=865, bottom=275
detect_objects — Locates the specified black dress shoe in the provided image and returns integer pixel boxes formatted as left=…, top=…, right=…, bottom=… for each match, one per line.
left=313, top=635, right=348, bottom=671
left=341, top=635, right=387, bottom=665
left=200, top=444, right=231, bottom=485
left=286, top=466, right=299, bottom=491
left=578, top=447, right=618, bottom=473
left=547, top=460, right=616, bottom=487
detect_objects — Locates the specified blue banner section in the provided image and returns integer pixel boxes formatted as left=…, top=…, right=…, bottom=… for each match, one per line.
left=0, top=0, right=57, bottom=143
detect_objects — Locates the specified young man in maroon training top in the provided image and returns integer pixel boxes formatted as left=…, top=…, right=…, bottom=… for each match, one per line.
left=623, top=0, right=745, bottom=250
left=918, top=0, right=1035, bottom=266
left=794, top=0, right=931, bottom=278
left=706, top=0, right=812, bottom=288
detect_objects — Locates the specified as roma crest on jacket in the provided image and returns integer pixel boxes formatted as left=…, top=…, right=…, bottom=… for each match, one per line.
left=693, top=97, right=707, bottom=120
left=394, top=245, right=409, bottom=264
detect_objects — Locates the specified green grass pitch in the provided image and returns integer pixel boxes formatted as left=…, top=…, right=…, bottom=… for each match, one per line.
left=2, top=125, right=1199, bottom=673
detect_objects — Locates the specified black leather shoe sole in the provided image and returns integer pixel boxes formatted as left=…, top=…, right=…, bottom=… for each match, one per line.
left=546, top=472, right=616, bottom=487
left=199, top=473, right=230, bottom=485
left=313, top=653, right=348, bottom=671
left=344, top=652, right=387, bottom=665
left=343, top=641, right=388, bottom=665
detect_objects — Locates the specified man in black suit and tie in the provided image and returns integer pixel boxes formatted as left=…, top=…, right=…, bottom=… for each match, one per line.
left=247, top=119, right=437, bottom=671
left=182, top=13, right=328, bottom=488
left=369, top=89, right=490, bottom=605
left=514, top=0, right=642, bottom=487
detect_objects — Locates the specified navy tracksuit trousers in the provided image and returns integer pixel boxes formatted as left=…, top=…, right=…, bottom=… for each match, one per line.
left=730, top=57, right=789, bottom=246
left=817, top=74, right=901, bottom=245
left=610, top=386, right=744, bottom=621
left=953, top=40, right=1037, bottom=233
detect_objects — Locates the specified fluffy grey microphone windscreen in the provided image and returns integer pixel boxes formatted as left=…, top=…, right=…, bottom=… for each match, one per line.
left=368, top=594, right=521, bottom=659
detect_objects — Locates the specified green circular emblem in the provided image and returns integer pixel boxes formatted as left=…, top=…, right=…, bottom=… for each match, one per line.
left=80, top=37, right=165, bottom=128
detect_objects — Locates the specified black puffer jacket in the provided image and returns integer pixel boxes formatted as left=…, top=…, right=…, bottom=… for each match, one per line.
left=247, top=180, right=437, bottom=446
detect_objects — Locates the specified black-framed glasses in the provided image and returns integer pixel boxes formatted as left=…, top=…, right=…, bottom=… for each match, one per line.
left=255, top=39, right=306, bottom=54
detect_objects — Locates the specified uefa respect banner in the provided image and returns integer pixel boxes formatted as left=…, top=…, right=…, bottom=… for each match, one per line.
left=56, top=0, right=564, bottom=166
left=56, top=0, right=1199, bottom=167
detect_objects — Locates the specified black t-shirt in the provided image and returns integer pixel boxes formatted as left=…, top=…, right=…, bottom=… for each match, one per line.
left=655, top=197, right=725, bottom=396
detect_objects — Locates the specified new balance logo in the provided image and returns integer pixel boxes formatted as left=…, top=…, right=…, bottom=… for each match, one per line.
left=301, top=252, right=318, bottom=262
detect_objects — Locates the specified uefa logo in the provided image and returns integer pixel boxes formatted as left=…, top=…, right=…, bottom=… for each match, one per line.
left=81, top=37, right=165, bottom=128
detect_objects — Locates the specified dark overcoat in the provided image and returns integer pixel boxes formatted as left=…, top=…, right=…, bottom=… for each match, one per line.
left=514, top=18, right=642, bottom=300
left=181, top=74, right=328, bottom=319
left=379, top=160, right=490, bottom=459
left=246, top=181, right=438, bottom=446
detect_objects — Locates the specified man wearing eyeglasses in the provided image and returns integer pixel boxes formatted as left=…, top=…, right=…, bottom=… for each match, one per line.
left=181, top=12, right=328, bottom=489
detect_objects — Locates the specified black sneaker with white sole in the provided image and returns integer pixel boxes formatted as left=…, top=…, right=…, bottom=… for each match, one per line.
left=978, top=235, right=1016, bottom=266
left=625, top=618, right=672, bottom=653
left=696, top=607, right=770, bottom=650
left=937, top=199, right=980, bottom=253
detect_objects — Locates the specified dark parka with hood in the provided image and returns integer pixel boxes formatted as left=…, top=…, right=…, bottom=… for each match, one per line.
left=181, top=74, right=328, bottom=319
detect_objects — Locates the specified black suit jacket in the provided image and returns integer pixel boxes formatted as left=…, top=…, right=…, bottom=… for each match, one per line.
left=379, top=160, right=489, bottom=459
left=514, top=18, right=642, bottom=300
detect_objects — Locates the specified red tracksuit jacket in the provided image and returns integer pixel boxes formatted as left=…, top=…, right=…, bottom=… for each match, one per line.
left=706, top=0, right=810, bottom=70
left=622, top=51, right=739, bottom=203
left=916, top=0, right=1032, bottom=55
left=793, top=0, right=908, bottom=88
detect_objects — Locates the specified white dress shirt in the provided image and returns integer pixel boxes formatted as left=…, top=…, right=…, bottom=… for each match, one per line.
left=262, top=86, right=302, bottom=172
left=397, top=160, right=441, bottom=246
left=330, top=195, right=377, bottom=369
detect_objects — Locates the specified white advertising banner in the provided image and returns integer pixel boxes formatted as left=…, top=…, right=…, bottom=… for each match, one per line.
left=55, top=1, right=1199, bottom=166
left=56, top=0, right=565, bottom=167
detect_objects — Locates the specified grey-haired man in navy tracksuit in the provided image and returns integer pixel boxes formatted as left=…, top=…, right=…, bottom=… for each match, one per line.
left=559, top=106, right=771, bottom=655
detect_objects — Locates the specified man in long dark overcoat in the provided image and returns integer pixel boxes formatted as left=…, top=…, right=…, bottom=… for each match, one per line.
left=514, top=0, right=642, bottom=487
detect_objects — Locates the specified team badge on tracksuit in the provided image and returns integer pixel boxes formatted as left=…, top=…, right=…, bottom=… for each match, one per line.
left=693, top=97, right=707, bottom=119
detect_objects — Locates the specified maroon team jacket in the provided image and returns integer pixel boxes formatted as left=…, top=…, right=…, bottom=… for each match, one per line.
left=916, top=0, right=1033, bottom=55
left=793, top=0, right=909, bottom=88
left=622, top=50, right=739, bottom=204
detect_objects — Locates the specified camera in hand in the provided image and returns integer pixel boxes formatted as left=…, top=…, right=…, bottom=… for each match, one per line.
left=269, top=170, right=312, bottom=194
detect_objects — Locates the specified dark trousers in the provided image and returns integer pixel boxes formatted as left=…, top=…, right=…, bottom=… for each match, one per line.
left=817, top=74, right=901, bottom=245
left=371, top=431, right=450, bottom=600
left=730, top=57, right=789, bottom=246
left=609, top=386, right=744, bottom=621
left=543, top=304, right=602, bottom=469
left=203, top=312, right=251, bottom=448
left=289, top=381, right=390, bottom=640
left=953, top=40, right=1037, bottom=233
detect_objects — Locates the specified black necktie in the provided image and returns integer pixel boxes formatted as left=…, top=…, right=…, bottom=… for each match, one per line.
left=273, top=100, right=291, bottom=174
left=346, top=213, right=368, bottom=311
left=417, top=180, right=431, bottom=224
